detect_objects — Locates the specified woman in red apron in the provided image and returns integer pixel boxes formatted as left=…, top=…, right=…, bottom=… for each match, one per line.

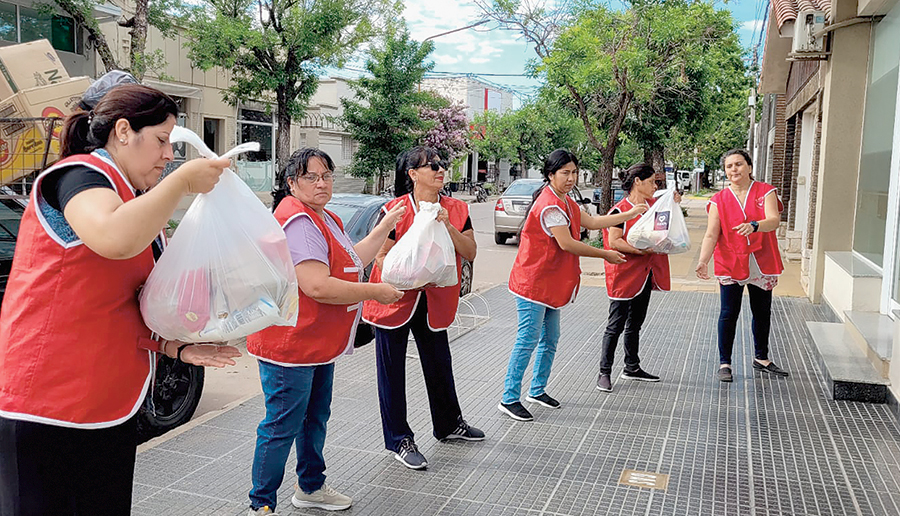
left=696, top=149, right=788, bottom=382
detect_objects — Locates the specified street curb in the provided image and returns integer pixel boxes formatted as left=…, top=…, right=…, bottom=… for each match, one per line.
left=136, top=391, right=261, bottom=455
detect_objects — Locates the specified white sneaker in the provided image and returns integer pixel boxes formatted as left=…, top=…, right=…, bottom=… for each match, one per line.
left=291, top=483, right=353, bottom=511
left=247, top=506, right=278, bottom=515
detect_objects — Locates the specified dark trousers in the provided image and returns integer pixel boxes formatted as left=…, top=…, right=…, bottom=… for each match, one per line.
left=600, top=276, right=653, bottom=375
left=375, top=296, right=462, bottom=452
left=0, top=414, right=137, bottom=516
left=718, top=282, right=772, bottom=364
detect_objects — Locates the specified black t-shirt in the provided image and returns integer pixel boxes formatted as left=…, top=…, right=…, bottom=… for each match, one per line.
left=609, top=207, right=625, bottom=230
left=41, top=165, right=113, bottom=212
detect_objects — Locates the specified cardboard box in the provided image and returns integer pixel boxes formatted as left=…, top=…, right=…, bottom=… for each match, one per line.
left=0, top=76, right=90, bottom=184
left=0, top=40, right=71, bottom=100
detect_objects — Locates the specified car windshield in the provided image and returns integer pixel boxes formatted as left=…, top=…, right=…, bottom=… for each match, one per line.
left=504, top=181, right=542, bottom=197
left=326, top=202, right=364, bottom=226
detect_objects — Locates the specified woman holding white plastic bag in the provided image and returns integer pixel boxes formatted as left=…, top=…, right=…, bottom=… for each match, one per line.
left=0, top=81, right=241, bottom=516
left=245, top=148, right=405, bottom=515
left=498, top=149, right=632, bottom=422
left=695, top=149, right=788, bottom=383
left=596, top=163, right=680, bottom=394
left=362, top=146, right=483, bottom=471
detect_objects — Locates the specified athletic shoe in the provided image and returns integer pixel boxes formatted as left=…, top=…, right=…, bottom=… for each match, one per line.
left=247, top=506, right=278, bottom=516
left=752, top=360, right=790, bottom=377
left=525, top=393, right=561, bottom=409
left=394, top=437, right=427, bottom=470
left=291, top=483, right=352, bottom=511
left=497, top=401, right=534, bottom=421
left=440, top=416, right=485, bottom=441
left=718, top=366, right=734, bottom=383
left=596, top=373, right=613, bottom=392
left=620, top=369, right=660, bottom=382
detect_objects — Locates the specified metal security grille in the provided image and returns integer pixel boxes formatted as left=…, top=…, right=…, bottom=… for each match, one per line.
left=0, top=116, right=61, bottom=196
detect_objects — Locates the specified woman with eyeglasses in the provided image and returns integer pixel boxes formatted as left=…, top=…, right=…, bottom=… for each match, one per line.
left=245, top=148, right=406, bottom=515
left=362, top=146, right=483, bottom=471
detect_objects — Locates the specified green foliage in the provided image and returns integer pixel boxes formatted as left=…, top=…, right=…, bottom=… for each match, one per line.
left=340, top=29, right=435, bottom=182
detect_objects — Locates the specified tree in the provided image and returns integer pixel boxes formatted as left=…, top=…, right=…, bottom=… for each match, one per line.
left=187, top=0, right=397, bottom=170
left=470, top=109, right=516, bottom=178
left=418, top=94, right=470, bottom=165
left=49, top=0, right=181, bottom=79
left=340, top=29, right=435, bottom=190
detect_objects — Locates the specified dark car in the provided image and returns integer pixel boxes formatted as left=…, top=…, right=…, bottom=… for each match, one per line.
left=0, top=193, right=26, bottom=304
left=327, top=193, right=473, bottom=296
left=592, top=180, right=625, bottom=210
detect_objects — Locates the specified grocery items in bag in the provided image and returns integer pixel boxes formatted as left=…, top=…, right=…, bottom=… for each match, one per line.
left=381, top=201, right=458, bottom=290
left=139, top=126, right=299, bottom=342
left=626, top=189, right=691, bottom=254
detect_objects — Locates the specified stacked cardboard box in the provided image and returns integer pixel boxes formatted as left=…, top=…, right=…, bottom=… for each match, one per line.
left=0, top=40, right=89, bottom=185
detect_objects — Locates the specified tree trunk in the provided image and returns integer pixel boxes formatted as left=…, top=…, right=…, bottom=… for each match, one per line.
left=129, top=0, right=149, bottom=81
left=651, top=146, right=665, bottom=188
left=597, top=148, right=616, bottom=215
left=275, top=88, right=292, bottom=174
left=643, top=148, right=652, bottom=166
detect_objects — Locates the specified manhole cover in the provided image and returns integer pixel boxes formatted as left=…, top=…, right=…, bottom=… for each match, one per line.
left=618, top=469, right=669, bottom=490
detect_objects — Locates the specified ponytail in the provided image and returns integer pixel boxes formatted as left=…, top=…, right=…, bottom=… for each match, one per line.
left=60, top=111, right=94, bottom=157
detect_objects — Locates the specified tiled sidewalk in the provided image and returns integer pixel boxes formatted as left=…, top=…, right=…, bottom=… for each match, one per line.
left=132, top=286, right=900, bottom=515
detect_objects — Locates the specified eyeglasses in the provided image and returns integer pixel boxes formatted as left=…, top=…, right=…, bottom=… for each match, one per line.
left=421, top=160, right=447, bottom=172
left=298, top=172, right=335, bottom=184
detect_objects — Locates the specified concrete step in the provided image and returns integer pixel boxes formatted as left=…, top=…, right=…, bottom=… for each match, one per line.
left=807, top=321, right=890, bottom=403
left=845, top=311, right=893, bottom=378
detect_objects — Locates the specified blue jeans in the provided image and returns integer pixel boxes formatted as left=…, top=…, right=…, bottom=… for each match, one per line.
left=249, top=360, right=334, bottom=511
left=502, top=297, right=561, bottom=404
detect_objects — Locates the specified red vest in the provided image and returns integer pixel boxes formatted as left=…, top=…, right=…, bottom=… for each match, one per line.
left=0, top=153, right=154, bottom=427
left=247, top=196, right=359, bottom=365
left=708, top=181, right=784, bottom=281
left=362, top=194, right=467, bottom=330
left=603, top=197, right=671, bottom=300
left=508, top=186, right=582, bottom=308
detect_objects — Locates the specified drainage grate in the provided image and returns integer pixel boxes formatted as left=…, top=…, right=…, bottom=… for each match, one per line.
left=618, top=469, right=669, bottom=490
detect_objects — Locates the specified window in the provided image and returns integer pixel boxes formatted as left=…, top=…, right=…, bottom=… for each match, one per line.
left=853, top=7, right=900, bottom=267
left=342, top=135, right=351, bottom=161
left=203, top=118, right=222, bottom=155
left=0, top=2, right=80, bottom=54
left=236, top=108, right=274, bottom=192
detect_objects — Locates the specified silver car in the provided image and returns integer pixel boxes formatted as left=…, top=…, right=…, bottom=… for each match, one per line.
left=492, top=179, right=591, bottom=245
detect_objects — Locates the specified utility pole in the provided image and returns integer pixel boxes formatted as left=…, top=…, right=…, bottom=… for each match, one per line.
left=748, top=45, right=759, bottom=154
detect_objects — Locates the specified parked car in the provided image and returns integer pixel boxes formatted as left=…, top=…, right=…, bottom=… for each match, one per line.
left=592, top=180, right=625, bottom=212
left=493, top=179, right=591, bottom=245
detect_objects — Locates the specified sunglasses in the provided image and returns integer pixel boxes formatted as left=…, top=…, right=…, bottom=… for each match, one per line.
left=422, top=160, right=448, bottom=171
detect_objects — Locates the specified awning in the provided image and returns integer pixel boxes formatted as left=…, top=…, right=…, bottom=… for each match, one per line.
left=143, top=79, right=203, bottom=100
left=91, top=3, right=122, bottom=22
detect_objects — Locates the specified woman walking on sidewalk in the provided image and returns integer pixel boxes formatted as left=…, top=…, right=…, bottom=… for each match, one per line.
left=498, top=149, right=632, bottom=422
left=695, top=149, right=789, bottom=382
left=362, top=146, right=484, bottom=471
left=0, top=80, right=241, bottom=516
left=596, top=163, right=678, bottom=393
left=245, top=149, right=406, bottom=515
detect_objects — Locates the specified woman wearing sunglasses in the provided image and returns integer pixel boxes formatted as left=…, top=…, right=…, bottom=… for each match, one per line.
left=362, top=146, right=484, bottom=471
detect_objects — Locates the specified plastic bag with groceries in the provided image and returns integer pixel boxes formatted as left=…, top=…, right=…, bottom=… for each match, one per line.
left=381, top=201, right=458, bottom=290
left=626, top=189, right=691, bottom=254
left=139, top=126, right=299, bottom=342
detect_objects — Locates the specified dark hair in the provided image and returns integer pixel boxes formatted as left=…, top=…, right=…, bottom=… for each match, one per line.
left=60, top=84, right=178, bottom=158
left=394, top=146, right=441, bottom=197
left=721, top=148, right=753, bottom=169
left=521, top=149, right=579, bottom=228
left=618, top=163, right=656, bottom=193
left=271, top=147, right=336, bottom=211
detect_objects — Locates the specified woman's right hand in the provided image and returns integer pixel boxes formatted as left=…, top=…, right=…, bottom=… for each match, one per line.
left=625, top=204, right=648, bottom=220
left=695, top=261, right=710, bottom=280
left=603, top=250, right=627, bottom=264
left=373, top=283, right=404, bottom=305
left=171, top=157, right=231, bottom=194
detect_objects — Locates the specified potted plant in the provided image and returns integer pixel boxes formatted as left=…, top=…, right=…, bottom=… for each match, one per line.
left=449, top=170, right=463, bottom=192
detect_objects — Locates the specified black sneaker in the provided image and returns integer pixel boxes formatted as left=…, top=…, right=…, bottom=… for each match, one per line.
left=718, top=366, right=733, bottom=383
left=497, top=401, right=533, bottom=421
left=441, top=416, right=485, bottom=441
left=394, top=437, right=427, bottom=470
left=752, top=360, right=789, bottom=377
left=620, top=369, right=660, bottom=382
left=596, top=373, right=613, bottom=392
left=525, top=393, right=561, bottom=409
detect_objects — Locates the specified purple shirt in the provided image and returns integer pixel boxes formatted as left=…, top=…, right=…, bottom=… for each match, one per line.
left=284, top=213, right=363, bottom=274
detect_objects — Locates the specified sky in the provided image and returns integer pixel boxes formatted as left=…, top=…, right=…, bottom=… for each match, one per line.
left=332, top=0, right=770, bottom=107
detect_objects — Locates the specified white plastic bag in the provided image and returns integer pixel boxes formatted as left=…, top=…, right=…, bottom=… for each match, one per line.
left=139, top=126, right=299, bottom=342
left=381, top=201, right=458, bottom=290
left=626, top=189, right=691, bottom=254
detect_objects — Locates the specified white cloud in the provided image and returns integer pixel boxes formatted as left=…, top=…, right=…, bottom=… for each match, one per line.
left=470, top=57, right=490, bottom=64
left=740, top=20, right=764, bottom=32
left=432, top=53, right=461, bottom=65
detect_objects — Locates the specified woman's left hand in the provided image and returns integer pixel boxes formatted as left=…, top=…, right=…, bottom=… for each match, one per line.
left=674, top=191, right=683, bottom=203
left=179, top=344, right=242, bottom=368
left=436, top=207, right=450, bottom=224
left=732, top=222, right=754, bottom=237
left=379, top=200, right=407, bottom=230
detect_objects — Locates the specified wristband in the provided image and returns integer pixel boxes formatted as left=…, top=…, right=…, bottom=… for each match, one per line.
left=176, top=344, right=191, bottom=362
left=750, top=220, right=759, bottom=232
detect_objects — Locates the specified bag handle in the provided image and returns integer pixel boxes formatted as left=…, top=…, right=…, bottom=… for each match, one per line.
left=170, top=126, right=260, bottom=160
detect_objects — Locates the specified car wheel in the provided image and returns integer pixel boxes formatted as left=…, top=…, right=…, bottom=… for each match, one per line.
left=494, top=232, right=508, bottom=245
left=136, top=354, right=204, bottom=444
left=459, top=260, right=473, bottom=296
